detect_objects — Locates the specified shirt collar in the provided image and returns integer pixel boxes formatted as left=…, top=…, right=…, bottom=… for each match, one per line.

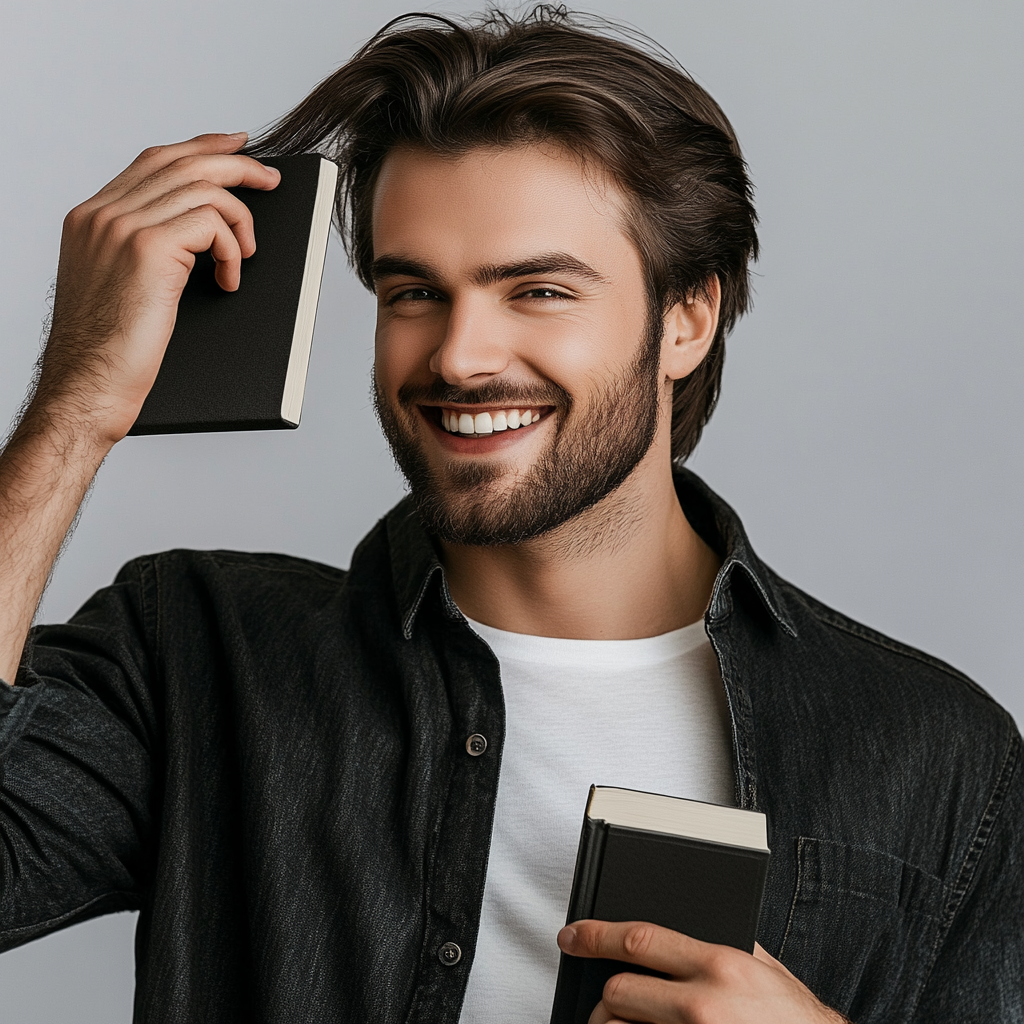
left=674, top=469, right=798, bottom=638
left=385, top=467, right=797, bottom=640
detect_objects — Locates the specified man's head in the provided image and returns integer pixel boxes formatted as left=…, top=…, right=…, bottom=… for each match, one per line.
left=250, top=8, right=758, bottom=544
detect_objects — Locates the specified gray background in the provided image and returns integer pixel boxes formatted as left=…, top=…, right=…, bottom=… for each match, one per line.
left=1, top=0, right=1021, bottom=1019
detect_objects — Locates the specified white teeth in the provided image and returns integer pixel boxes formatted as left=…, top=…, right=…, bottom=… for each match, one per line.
left=440, top=407, right=543, bottom=434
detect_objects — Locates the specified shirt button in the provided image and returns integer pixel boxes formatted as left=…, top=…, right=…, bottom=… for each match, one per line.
left=437, top=941, right=462, bottom=966
left=465, top=733, right=488, bottom=756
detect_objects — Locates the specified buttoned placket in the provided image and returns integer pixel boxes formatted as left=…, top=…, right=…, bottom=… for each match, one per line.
left=400, top=574, right=506, bottom=1024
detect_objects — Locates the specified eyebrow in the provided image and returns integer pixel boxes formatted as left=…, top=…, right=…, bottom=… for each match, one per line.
left=370, top=251, right=608, bottom=287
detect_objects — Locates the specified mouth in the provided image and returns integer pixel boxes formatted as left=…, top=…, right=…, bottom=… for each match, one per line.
left=424, top=404, right=554, bottom=440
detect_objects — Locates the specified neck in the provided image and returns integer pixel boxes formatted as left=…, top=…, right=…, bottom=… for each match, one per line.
left=439, top=443, right=721, bottom=640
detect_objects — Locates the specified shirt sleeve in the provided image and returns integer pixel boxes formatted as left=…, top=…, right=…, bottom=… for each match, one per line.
left=0, top=558, right=158, bottom=952
left=910, top=727, right=1024, bottom=1023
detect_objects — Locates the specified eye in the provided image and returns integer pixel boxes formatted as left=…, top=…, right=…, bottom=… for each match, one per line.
left=387, top=286, right=443, bottom=305
left=516, top=286, right=574, bottom=301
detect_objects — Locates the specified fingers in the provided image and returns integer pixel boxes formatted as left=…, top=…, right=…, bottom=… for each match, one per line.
left=106, top=179, right=257, bottom=260
left=559, top=920, right=710, bottom=978
left=87, top=151, right=281, bottom=222
left=599, top=970, right=695, bottom=1024
left=587, top=1002, right=627, bottom=1024
left=101, top=132, right=276, bottom=198
left=65, top=136, right=282, bottom=297
left=139, top=204, right=247, bottom=292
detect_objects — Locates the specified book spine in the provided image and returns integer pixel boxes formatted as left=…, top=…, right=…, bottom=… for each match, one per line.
left=565, top=815, right=607, bottom=923
left=549, top=816, right=608, bottom=1024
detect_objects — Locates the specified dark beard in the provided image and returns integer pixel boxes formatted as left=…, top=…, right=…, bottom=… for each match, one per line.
left=373, top=314, right=662, bottom=546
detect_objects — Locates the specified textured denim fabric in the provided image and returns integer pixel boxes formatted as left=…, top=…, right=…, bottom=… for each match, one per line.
left=0, top=469, right=1020, bottom=1023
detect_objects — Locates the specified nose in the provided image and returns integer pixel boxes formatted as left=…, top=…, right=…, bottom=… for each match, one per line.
left=428, top=297, right=511, bottom=385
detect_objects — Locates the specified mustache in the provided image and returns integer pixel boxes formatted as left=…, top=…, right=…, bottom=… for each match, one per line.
left=396, top=378, right=571, bottom=410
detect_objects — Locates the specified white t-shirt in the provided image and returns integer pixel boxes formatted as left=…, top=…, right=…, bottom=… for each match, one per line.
left=457, top=617, right=735, bottom=1024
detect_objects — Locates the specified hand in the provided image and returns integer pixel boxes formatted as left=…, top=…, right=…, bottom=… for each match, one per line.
left=557, top=920, right=849, bottom=1024
left=38, top=132, right=280, bottom=446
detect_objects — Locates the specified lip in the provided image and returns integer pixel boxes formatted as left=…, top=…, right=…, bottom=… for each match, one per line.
left=418, top=404, right=553, bottom=453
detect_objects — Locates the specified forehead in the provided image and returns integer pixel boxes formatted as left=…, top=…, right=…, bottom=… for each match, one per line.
left=371, top=143, right=638, bottom=273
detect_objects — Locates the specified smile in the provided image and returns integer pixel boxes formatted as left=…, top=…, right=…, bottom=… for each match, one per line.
left=434, top=406, right=550, bottom=438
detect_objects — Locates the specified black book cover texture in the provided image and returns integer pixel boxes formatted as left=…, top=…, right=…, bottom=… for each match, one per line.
left=549, top=818, right=769, bottom=1024
left=129, top=154, right=328, bottom=435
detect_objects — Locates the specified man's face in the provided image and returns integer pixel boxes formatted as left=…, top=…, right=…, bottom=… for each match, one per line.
left=371, top=143, right=666, bottom=546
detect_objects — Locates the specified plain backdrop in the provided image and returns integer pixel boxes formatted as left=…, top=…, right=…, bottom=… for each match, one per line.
left=1, top=0, right=1021, bottom=1019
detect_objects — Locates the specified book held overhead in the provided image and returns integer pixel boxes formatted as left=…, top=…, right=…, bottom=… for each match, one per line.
left=129, top=154, right=338, bottom=435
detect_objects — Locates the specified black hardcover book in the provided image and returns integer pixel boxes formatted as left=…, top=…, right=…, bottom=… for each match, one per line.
left=128, top=154, right=338, bottom=435
left=550, top=786, right=770, bottom=1024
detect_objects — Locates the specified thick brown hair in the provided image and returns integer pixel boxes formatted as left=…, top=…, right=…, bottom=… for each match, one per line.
left=248, top=6, right=759, bottom=462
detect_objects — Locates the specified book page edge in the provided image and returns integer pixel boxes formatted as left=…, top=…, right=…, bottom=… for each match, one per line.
left=281, top=157, right=339, bottom=426
left=588, top=785, right=769, bottom=852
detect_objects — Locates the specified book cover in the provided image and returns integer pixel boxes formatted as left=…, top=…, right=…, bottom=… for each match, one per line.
left=549, top=786, right=770, bottom=1024
left=128, top=153, right=338, bottom=435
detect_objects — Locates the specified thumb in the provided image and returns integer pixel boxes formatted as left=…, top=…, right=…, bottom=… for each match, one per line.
left=753, top=942, right=798, bottom=980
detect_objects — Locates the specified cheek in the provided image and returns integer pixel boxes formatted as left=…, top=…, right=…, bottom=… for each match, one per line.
left=374, top=316, right=434, bottom=395
left=526, top=308, right=645, bottom=394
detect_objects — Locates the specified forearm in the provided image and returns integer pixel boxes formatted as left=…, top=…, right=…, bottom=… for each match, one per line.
left=0, top=398, right=111, bottom=682
left=0, top=133, right=278, bottom=685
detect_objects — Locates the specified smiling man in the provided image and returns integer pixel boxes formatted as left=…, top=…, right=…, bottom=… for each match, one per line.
left=0, top=9, right=1021, bottom=1024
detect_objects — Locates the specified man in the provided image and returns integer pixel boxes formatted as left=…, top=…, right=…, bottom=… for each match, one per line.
left=0, top=8, right=1020, bottom=1023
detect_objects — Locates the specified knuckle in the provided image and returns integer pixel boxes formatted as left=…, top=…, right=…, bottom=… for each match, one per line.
left=107, top=216, right=134, bottom=247
left=197, top=203, right=225, bottom=226
left=171, top=153, right=203, bottom=175
left=602, top=971, right=630, bottom=1006
left=166, top=180, right=215, bottom=207
left=63, top=204, right=87, bottom=231
left=705, top=946, right=743, bottom=985
left=689, top=996, right=717, bottom=1024
left=622, top=922, right=657, bottom=960
left=126, top=226, right=153, bottom=258
left=91, top=203, right=118, bottom=231
left=137, top=144, right=164, bottom=162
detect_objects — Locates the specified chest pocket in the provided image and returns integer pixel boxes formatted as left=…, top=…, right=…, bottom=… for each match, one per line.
left=779, top=837, right=946, bottom=1024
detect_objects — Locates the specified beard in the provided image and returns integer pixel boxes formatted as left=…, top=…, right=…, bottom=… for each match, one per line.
left=373, top=313, right=663, bottom=547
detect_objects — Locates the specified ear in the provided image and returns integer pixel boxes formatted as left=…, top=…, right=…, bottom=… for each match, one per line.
left=660, top=276, right=721, bottom=381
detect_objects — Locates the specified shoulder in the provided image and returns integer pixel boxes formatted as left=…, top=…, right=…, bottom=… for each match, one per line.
left=105, top=549, right=351, bottom=631
left=772, top=570, right=1012, bottom=741
left=116, top=548, right=348, bottom=586
left=750, top=571, right=1021, bottom=887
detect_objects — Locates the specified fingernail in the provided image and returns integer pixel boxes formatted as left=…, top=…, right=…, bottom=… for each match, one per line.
left=558, top=926, right=577, bottom=952
left=228, top=131, right=248, bottom=140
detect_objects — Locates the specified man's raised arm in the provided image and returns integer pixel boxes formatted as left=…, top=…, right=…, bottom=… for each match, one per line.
left=0, top=133, right=279, bottom=682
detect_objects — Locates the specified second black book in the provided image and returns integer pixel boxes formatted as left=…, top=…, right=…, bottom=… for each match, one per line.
left=549, top=785, right=770, bottom=1024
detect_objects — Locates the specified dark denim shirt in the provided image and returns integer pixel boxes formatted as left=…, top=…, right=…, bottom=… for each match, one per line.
left=0, top=470, right=1020, bottom=1023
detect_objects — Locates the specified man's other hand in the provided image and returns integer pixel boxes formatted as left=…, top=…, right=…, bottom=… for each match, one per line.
left=557, top=920, right=849, bottom=1024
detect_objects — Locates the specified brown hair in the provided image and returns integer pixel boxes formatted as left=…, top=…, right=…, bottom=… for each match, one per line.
left=248, top=6, right=759, bottom=462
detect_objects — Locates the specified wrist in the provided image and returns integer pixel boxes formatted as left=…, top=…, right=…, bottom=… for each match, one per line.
left=10, top=394, right=118, bottom=471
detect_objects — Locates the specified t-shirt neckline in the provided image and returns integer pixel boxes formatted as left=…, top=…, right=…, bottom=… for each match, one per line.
left=462, top=615, right=709, bottom=668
